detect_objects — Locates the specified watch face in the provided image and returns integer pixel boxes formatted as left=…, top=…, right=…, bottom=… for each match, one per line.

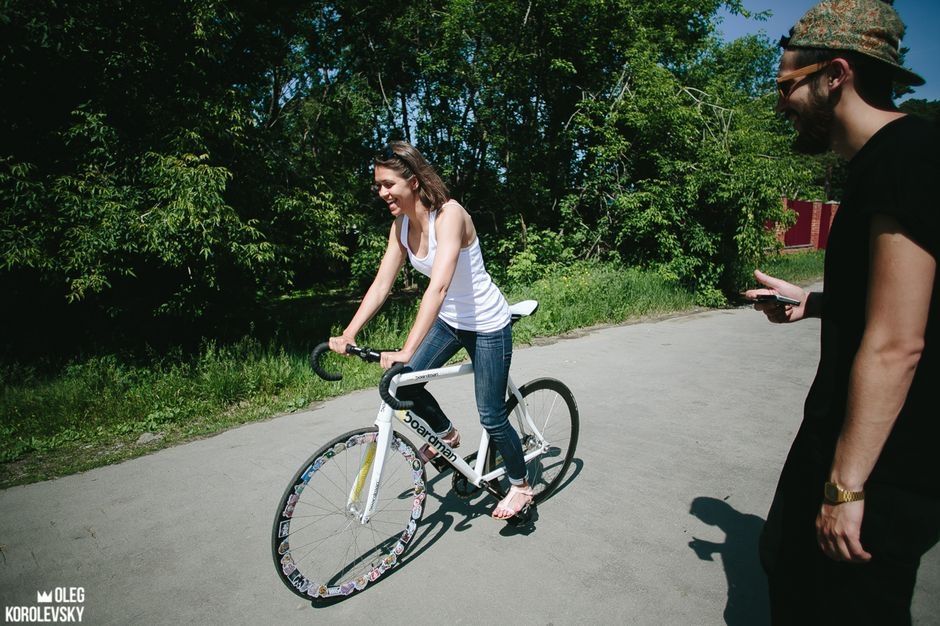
left=824, top=482, right=863, bottom=503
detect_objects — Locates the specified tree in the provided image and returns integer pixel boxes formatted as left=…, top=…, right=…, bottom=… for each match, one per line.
left=899, top=98, right=940, bottom=127
left=0, top=0, right=351, bottom=355
left=0, top=0, right=820, bottom=358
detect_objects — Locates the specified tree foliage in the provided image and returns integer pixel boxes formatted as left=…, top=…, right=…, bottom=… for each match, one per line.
left=900, top=98, right=940, bottom=127
left=0, top=0, right=819, bottom=358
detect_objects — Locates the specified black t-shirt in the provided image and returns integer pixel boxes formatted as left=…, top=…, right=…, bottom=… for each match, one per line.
left=802, top=114, right=940, bottom=496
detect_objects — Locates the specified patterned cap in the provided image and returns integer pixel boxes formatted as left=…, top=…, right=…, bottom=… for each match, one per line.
left=786, top=0, right=924, bottom=86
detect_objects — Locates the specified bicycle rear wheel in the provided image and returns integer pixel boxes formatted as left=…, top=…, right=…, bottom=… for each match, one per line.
left=492, top=377, right=579, bottom=503
left=272, top=427, right=426, bottom=602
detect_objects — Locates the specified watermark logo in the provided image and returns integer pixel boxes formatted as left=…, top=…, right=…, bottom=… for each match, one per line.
left=5, top=587, right=85, bottom=623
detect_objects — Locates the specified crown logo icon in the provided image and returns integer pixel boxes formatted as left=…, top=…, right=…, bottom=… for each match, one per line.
left=37, top=590, right=53, bottom=603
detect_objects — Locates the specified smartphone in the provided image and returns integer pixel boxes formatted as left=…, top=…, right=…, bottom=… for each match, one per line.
left=755, top=293, right=801, bottom=306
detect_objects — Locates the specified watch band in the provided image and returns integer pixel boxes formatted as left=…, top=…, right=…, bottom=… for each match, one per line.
left=823, top=481, right=865, bottom=504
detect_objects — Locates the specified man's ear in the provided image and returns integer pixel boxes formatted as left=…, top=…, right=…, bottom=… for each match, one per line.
left=828, top=57, right=852, bottom=91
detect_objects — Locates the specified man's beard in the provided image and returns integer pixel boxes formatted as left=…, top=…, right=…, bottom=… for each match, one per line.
left=792, top=83, right=835, bottom=155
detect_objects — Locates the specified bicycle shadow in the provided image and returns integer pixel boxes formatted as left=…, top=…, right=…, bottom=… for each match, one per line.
left=411, top=455, right=584, bottom=549
left=308, top=457, right=583, bottom=608
left=688, top=496, right=770, bottom=626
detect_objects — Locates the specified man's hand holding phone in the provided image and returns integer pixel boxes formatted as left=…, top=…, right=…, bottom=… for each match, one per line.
left=744, top=270, right=809, bottom=324
left=754, top=293, right=801, bottom=306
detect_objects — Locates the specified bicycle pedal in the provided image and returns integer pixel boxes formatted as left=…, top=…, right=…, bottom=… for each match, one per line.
left=515, top=502, right=532, bottom=518
left=507, top=503, right=535, bottom=525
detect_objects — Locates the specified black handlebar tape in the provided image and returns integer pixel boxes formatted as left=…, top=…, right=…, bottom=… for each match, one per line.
left=378, top=362, right=414, bottom=411
left=309, top=342, right=342, bottom=381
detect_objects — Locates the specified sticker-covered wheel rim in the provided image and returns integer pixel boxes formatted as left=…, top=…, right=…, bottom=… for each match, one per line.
left=272, top=428, right=425, bottom=600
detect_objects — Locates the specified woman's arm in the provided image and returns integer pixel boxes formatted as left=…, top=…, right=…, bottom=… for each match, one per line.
left=380, top=205, right=464, bottom=368
left=329, top=219, right=406, bottom=354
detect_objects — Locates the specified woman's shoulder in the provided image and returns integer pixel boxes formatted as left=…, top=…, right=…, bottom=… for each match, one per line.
left=439, top=198, right=465, bottom=213
left=436, top=199, right=476, bottom=245
left=436, top=199, right=469, bottom=224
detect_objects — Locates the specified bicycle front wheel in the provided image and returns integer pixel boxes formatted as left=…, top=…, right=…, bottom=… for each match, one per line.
left=497, top=377, right=579, bottom=503
left=272, top=427, right=426, bottom=602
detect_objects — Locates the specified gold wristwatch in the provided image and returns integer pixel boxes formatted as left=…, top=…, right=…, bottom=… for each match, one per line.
left=823, top=482, right=865, bottom=505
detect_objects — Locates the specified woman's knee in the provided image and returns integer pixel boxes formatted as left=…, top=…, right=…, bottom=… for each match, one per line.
left=395, top=383, right=437, bottom=407
left=479, top=409, right=511, bottom=434
left=395, top=385, right=424, bottom=400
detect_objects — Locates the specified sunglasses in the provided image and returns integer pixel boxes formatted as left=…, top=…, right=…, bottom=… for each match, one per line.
left=775, top=62, right=830, bottom=99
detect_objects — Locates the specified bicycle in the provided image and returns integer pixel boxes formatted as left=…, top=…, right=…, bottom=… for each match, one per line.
left=271, top=300, right=579, bottom=602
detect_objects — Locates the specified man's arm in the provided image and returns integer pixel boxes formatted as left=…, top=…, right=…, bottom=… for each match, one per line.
left=816, top=214, right=935, bottom=562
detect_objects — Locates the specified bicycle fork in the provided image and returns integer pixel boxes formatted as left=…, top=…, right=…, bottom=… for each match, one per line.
left=348, top=406, right=398, bottom=525
left=348, top=439, right=376, bottom=513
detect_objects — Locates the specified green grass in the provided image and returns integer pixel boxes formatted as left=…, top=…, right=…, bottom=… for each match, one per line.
left=0, top=252, right=823, bottom=488
left=758, top=249, right=826, bottom=287
left=508, top=263, right=697, bottom=342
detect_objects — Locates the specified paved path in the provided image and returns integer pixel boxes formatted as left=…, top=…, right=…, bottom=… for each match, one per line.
left=2, top=294, right=938, bottom=625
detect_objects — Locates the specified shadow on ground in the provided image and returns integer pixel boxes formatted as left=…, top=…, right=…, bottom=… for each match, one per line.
left=689, top=496, right=770, bottom=626
left=306, top=457, right=584, bottom=608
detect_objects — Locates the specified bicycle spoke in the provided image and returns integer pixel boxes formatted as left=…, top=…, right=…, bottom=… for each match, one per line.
left=498, top=379, right=579, bottom=504
left=272, top=429, right=424, bottom=601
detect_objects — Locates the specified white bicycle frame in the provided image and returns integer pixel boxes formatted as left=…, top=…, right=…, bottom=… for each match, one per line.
left=350, top=363, right=549, bottom=524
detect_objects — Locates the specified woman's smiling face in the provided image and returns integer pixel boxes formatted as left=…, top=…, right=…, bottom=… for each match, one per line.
left=373, top=165, right=417, bottom=215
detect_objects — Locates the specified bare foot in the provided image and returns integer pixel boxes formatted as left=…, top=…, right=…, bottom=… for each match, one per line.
left=492, top=485, right=534, bottom=519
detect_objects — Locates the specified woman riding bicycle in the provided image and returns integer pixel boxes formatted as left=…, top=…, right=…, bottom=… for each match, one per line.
left=328, top=140, right=533, bottom=519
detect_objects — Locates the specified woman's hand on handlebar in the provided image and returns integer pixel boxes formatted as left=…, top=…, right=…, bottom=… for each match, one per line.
left=380, top=348, right=413, bottom=370
left=329, top=335, right=356, bottom=355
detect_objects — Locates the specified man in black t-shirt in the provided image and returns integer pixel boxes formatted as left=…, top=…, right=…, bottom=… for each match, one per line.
left=744, top=0, right=939, bottom=623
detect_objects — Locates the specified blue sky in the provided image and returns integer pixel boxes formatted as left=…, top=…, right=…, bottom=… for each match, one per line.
left=715, top=0, right=940, bottom=102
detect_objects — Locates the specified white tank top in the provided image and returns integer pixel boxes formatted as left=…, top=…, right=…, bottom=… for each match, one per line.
left=401, top=203, right=510, bottom=332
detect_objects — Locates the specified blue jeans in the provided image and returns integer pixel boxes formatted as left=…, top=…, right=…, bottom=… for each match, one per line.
left=398, top=317, right=526, bottom=485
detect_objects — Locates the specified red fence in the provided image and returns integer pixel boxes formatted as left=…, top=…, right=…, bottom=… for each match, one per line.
left=817, top=201, right=836, bottom=248
left=771, top=198, right=840, bottom=251
left=784, top=199, right=814, bottom=247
